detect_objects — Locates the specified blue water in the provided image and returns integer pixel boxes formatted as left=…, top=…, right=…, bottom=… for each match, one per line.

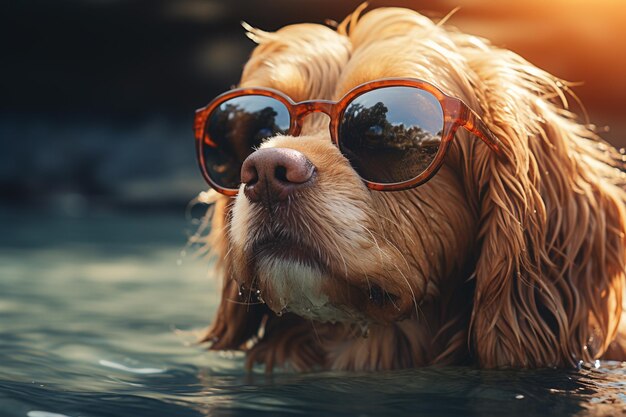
left=1, top=210, right=625, bottom=417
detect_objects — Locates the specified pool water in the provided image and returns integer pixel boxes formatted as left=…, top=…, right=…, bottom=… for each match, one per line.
left=1, top=211, right=625, bottom=417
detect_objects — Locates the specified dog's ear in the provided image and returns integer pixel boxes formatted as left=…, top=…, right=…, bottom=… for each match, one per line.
left=198, top=196, right=269, bottom=350
left=464, top=47, right=626, bottom=367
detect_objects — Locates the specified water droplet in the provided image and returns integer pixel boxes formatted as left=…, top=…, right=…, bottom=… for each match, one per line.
left=515, top=394, right=524, bottom=400
left=594, top=359, right=601, bottom=369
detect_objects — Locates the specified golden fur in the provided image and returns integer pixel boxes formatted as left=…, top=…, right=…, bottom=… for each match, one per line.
left=197, top=7, right=626, bottom=371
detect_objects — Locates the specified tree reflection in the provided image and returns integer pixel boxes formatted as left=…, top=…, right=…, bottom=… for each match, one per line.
left=341, top=101, right=442, bottom=151
left=340, top=100, right=444, bottom=183
left=208, top=103, right=283, bottom=156
left=204, top=103, right=286, bottom=188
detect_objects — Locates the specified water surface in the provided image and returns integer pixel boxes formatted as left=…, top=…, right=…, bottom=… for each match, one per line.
left=1, top=211, right=625, bottom=417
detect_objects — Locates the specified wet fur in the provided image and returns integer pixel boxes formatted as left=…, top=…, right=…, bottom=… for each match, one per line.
left=198, top=7, right=626, bottom=371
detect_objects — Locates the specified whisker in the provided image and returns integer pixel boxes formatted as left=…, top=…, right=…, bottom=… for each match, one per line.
left=394, top=264, right=421, bottom=321
left=225, top=298, right=264, bottom=306
left=223, top=240, right=235, bottom=260
left=327, top=234, right=349, bottom=278
left=358, top=224, right=385, bottom=264
left=378, top=233, right=412, bottom=270
left=310, top=319, right=323, bottom=345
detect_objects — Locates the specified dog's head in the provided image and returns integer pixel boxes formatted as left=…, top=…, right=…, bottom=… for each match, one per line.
left=199, top=7, right=626, bottom=369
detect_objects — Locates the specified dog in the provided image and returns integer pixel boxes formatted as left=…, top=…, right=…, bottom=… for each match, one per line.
left=194, top=6, right=626, bottom=371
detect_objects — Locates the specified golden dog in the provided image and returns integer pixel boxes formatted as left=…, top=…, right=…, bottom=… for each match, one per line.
left=196, top=6, right=626, bottom=371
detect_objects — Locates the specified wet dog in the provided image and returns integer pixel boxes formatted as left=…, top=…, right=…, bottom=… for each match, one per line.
left=195, top=7, right=626, bottom=371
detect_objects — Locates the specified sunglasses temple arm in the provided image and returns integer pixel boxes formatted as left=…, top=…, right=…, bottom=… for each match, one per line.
left=462, top=111, right=508, bottom=162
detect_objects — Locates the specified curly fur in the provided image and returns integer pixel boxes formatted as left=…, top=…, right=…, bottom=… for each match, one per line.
left=197, top=6, right=626, bottom=371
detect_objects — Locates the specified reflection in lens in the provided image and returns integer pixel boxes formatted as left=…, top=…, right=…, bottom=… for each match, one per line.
left=203, top=95, right=290, bottom=189
left=339, top=86, right=444, bottom=184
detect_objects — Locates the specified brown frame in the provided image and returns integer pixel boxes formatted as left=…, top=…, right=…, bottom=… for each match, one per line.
left=194, top=78, right=505, bottom=195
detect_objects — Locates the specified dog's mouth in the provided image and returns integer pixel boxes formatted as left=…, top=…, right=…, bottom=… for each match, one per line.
left=246, top=233, right=407, bottom=323
left=250, top=234, right=327, bottom=271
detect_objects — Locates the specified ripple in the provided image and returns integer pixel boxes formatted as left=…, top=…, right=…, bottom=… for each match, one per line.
left=28, top=412, right=73, bottom=417
left=98, top=360, right=166, bottom=374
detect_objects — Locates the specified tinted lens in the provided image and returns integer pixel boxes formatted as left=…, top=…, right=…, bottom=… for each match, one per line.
left=338, top=86, right=444, bottom=184
left=202, top=95, right=290, bottom=189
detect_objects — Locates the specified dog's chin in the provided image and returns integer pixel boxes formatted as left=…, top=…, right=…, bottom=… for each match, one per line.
left=247, top=238, right=411, bottom=324
left=255, top=255, right=367, bottom=324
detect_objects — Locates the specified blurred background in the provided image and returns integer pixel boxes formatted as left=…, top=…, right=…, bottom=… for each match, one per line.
left=1, top=0, right=625, bottom=215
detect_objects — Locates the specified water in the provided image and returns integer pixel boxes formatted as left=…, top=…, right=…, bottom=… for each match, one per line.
left=1, top=210, right=625, bottom=417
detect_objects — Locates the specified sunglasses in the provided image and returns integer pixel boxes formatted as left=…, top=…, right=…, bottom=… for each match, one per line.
left=194, top=78, right=504, bottom=196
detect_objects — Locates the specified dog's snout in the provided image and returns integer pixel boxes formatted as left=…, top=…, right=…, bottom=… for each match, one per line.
left=241, top=148, right=316, bottom=203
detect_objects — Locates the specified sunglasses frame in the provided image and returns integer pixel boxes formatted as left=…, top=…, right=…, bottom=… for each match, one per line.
left=194, top=78, right=505, bottom=196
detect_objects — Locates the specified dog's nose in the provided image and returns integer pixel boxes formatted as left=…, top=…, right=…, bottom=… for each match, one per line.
left=241, top=148, right=316, bottom=203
